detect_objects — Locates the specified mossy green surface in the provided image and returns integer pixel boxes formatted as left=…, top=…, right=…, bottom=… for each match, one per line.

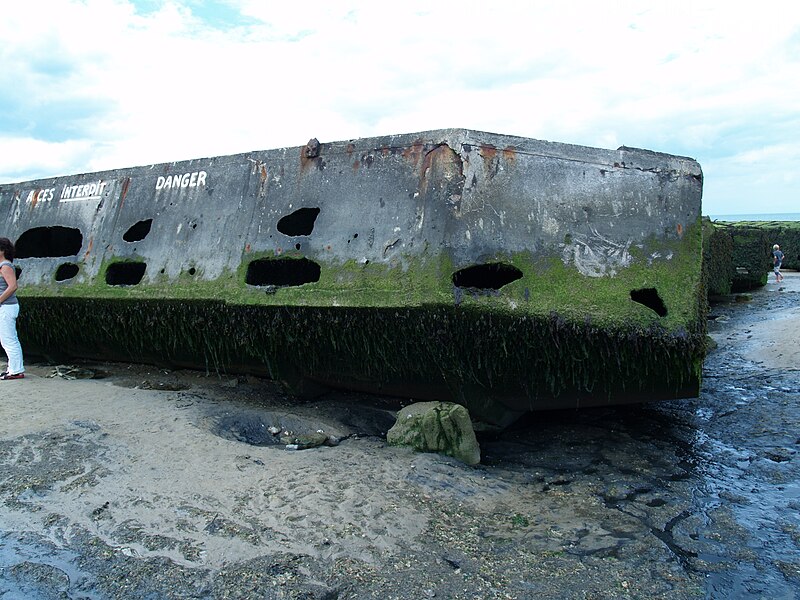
left=387, top=401, right=481, bottom=465
left=702, top=219, right=735, bottom=297
left=17, top=220, right=705, bottom=420
left=702, top=219, right=798, bottom=295
left=710, top=224, right=771, bottom=292
left=718, top=220, right=800, bottom=271
left=20, top=221, right=703, bottom=331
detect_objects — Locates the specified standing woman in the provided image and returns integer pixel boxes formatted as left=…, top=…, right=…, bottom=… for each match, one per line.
left=0, top=237, right=24, bottom=380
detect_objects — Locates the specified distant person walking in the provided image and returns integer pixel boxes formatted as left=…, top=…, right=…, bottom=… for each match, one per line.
left=0, top=237, right=24, bottom=380
left=772, top=243, right=784, bottom=284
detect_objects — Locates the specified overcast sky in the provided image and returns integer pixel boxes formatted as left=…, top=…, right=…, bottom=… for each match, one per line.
left=1, top=0, right=798, bottom=216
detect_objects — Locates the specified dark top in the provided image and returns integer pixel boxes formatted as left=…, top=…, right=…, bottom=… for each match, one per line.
left=773, top=250, right=784, bottom=266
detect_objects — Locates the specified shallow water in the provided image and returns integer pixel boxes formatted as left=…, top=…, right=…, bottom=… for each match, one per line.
left=478, top=281, right=800, bottom=597
left=684, top=286, right=800, bottom=598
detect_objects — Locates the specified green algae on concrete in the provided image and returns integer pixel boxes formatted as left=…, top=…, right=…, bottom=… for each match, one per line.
left=17, top=285, right=706, bottom=429
left=18, top=269, right=705, bottom=427
left=19, top=218, right=704, bottom=329
left=702, top=219, right=800, bottom=297
left=709, top=223, right=772, bottom=292
left=717, top=220, right=800, bottom=271
left=702, top=218, right=735, bottom=297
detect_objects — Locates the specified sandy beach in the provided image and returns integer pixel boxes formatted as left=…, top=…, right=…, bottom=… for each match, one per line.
left=1, top=271, right=798, bottom=599
left=739, top=273, right=800, bottom=369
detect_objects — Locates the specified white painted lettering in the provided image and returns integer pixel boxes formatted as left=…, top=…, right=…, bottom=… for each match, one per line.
left=154, top=171, right=208, bottom=192
left=25, top=188, right=55, bottom=203
left=57, top=180, right=108, bottom=202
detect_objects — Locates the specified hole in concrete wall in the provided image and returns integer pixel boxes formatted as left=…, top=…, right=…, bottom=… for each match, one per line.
left=452, top=263, right=523, bottom=290
left=188, top=267, right=196, bottom=276
left=106, top=262, right=147, bottom=286
left=55, top=263, right=79, bottom=281
left=16, top=226, right=83, bottom=258
left=630, top=288, right=667, bottom=317
left=123, top=219, right=153, bottom=242
left=277, top=207, right=320, bottom=236
left=246, top=258, right=321, bottom=287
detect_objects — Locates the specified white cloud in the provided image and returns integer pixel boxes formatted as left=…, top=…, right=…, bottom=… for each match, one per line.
left=729, top=143, right=800, bottom=166
left=0, top=137, right=96, bottom=181
left=0, top=0, right=799, bottom=214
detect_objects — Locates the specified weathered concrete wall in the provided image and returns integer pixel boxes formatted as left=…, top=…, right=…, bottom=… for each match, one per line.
left=703, top=220, right=798, bottom=294
left=0, top=129, right=705, bottom=425
left=716, top=220, right=800, bottom=272
left=709, top=224, right=772, bottom=292
left=702, top=218, right=736, bottom=297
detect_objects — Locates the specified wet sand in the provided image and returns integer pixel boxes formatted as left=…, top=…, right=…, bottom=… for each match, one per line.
left=1, top=272, right=799, bottom=599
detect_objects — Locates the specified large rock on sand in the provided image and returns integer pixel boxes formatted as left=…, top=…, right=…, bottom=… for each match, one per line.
left=387, top=402, right=480, bottom=465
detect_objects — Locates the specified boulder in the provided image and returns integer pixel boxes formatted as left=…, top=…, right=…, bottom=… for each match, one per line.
left=280, top=431, right=329, bottom=450
left=387, top=401, right=480, bottom=465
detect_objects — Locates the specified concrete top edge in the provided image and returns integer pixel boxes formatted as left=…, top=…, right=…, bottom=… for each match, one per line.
left=346, top=129, right=702, bottom=174
left=0, top=128, right=701, bottom=188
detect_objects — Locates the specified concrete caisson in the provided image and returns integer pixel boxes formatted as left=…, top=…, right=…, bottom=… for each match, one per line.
left=0, top=129, right=705, bottom=426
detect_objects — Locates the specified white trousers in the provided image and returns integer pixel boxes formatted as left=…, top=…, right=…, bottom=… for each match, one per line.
left=0, top=303, right=24, bottom=374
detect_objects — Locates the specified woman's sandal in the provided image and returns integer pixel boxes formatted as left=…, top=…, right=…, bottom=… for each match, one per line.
left=0, top=372, right=24, bottom=380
